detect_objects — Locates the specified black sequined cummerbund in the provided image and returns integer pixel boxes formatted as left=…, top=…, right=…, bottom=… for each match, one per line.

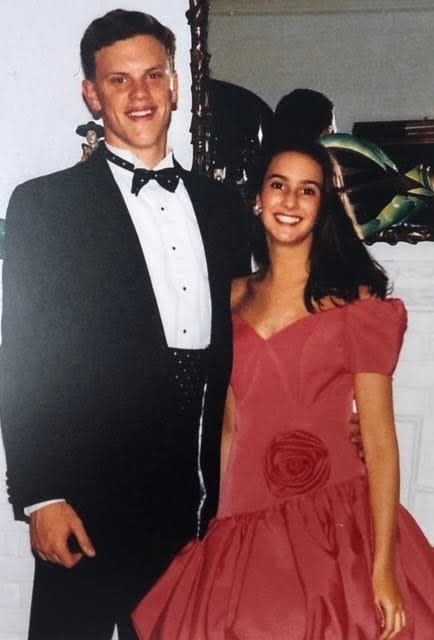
left=167, top=347, right=209, bottom=416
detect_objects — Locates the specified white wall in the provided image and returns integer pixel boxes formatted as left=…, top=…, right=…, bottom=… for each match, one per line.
left=0, top=0, right=193, bottom=217
left=372, top=242, right=434, bottom=541
left=0, top=2, right=191, bottom=638
left=209, top=4, right=434, bottom=541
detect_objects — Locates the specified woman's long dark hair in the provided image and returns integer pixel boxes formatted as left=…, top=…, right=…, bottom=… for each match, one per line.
left=251, top=139, right=390, bottom=312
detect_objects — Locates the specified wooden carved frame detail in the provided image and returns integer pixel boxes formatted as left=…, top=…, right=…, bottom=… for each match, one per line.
left=187, top=0, right=212, bottom=177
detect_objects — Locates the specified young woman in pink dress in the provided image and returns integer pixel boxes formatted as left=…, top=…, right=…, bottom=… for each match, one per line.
left=132, top=141, right=434, bottom=639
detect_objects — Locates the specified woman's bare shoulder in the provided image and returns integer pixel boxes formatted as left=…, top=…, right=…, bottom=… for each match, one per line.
left=358, top=285, right=375, bottom=300
left=231, top=276, right=251, bottom=310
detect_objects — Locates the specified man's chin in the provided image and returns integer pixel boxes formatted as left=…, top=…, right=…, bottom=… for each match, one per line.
left=106, top=134, right=163, bottom=153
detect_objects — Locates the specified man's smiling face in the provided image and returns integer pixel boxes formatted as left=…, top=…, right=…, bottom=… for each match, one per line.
left=83, top=34, right=178, bottom=167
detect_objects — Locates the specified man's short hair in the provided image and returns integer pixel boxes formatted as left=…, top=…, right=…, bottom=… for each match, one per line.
left=80, top=9, right=176, bottom=79
left=274, top=88, right=334, bottom=141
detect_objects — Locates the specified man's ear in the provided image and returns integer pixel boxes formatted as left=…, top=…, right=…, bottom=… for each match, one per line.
left=82, top=79, right=102, bottom=118
left=170, top=72, right=179, bottom=111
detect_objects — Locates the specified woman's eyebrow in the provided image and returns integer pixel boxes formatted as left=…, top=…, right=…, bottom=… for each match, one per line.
left=266, top=173, right=322, bottom=189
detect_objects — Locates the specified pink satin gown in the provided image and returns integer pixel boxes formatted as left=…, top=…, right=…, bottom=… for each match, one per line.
left=133, top=298, right=434, bottom=639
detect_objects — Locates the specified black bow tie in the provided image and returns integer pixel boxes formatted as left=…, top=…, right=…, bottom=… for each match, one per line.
left=131, top=167, right=179, bottom=194
left=105, top=147, right=180, bottom=194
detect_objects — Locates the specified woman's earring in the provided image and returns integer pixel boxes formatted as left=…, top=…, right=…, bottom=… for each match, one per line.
left=253, top=203, right=262, bottom=217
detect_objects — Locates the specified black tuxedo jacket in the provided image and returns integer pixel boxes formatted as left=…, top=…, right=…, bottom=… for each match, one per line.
left=0, top=146, right=251, bottom=557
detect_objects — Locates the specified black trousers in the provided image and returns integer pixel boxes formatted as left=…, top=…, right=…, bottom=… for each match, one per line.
left=28, top=527, right=166, bottom=640
left=29, top=556, right=135, bottom=640
left=27, top=486, right=200, bottom=640
left=28, top=347, right=209, bottom=639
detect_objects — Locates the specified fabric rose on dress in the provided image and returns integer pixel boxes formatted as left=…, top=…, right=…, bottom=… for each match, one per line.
left=264, top=430, right=330, bottom=497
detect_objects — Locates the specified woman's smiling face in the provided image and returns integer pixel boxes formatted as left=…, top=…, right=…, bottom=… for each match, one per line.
left=258, top=151, right=324, bottom=248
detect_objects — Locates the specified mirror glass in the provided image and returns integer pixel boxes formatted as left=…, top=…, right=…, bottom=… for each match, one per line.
left=206, top=1, right=434, bottom=242
left=208, top=1, right=434, bottom=132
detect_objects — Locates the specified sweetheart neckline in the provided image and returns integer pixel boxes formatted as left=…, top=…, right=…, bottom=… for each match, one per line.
left=233, top=296, right=402, bottom=342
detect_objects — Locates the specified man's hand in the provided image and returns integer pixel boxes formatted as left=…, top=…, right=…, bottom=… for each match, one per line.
left=350, top=411, right=365, bottom=461
left=30, top=502, right=96, bottom=568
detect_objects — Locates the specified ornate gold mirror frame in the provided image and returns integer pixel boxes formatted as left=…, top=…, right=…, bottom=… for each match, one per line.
left=187, top=0, right=212, bottom=176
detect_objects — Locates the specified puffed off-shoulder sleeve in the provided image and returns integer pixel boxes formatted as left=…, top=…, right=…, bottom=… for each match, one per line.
left=345, top=298, right=407, bottom=375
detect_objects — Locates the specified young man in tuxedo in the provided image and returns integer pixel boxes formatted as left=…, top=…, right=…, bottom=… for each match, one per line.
left=0, top=9, right=250, bottom=639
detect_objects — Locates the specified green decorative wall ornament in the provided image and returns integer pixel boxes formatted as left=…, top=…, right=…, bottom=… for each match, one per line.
left=322, top=133, right=434, bottom=244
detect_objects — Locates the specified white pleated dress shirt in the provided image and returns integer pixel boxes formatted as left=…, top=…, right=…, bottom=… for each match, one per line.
left=106, top=143, right=212, bottom=349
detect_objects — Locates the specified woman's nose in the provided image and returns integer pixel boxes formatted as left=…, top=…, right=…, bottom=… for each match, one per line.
left=282, top=189, right=297, bottom=209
